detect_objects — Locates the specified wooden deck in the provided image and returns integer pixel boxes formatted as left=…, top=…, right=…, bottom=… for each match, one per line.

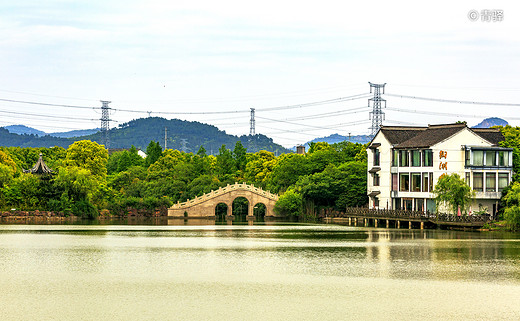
left=324, top=208, right=490, bottom=229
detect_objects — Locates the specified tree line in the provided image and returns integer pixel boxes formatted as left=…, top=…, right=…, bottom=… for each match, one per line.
left=0, top=139, right=368, bottom=219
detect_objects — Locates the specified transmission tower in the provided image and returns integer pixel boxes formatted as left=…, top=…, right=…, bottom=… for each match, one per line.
left=249, top=108, right=256, bottom=135
left=100, top=100, right=112, bottom=148
left=368, top=82, right=386, bottom=137
left=180, top=138, right=188, bottom=153
left=164, top=127, right=167, bottom=150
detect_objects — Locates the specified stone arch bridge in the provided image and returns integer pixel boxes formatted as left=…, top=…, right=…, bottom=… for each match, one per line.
left=168, top=183, right=280, bottom=218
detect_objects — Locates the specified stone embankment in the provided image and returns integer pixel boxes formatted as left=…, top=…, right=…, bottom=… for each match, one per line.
left=1, top=210, right=70, bottom=218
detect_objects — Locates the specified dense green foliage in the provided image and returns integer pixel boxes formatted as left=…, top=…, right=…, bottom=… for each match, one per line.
left=433, top=173, right=475, bottom=214
left=0, top=139, right=368, bottom=219
left=499, top=125, right=520, bottom=182
left=497, top=126, right=520, bottom=229
left=502, top=182, right=520, bottom=230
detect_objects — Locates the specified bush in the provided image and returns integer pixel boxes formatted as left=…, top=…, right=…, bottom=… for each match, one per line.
left=274, top=189, right=303, bottom=217
left=72, top=199, right=98, bottom=219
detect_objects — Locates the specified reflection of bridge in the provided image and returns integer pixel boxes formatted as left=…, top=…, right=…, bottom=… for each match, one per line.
left=168, top=183, right=279, bottom=218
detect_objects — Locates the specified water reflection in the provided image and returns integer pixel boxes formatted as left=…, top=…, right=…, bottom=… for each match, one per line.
left=1, top=224, right=520, bottom=320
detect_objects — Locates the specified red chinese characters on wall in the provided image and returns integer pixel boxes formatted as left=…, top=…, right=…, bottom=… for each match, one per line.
left=439, top=150, right=447, bottom=170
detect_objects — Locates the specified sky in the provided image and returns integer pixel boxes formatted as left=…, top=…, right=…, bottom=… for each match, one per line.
left=0, top=0, right=519, bottom=148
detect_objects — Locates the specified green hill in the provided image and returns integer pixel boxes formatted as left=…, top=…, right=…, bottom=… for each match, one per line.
left=0, top=117, right=290, bottom=154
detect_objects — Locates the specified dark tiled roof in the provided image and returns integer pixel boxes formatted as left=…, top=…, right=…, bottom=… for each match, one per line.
left=470, top=128, right=504, bottom=146
left=23, top=153, right=53, bottom=174
left=379, top=126, right=427, bottom=145
left=381, top=123, right=505, bottom=149
left=395, top=123, right=466, bottom=148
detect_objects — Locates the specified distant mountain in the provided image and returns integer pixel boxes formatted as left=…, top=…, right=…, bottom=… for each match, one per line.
left=81, top=117, right=291, bottom=154
left=472, top=117, right=508, bottom=128
left=0, top=127, right=71, bottom=148
left=3, top=125, right=99, bottom=138
left=4, top=125, right=46, bottom=136
left=49, top=128, right=100, bottom=138
left=292, top=133, right=370, bottom=150
left=0, top=117, right=291, bottom=154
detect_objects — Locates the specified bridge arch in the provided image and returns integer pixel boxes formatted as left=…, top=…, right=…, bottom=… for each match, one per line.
left=253, top=202, right=267, bottom=218
left=232, top=196, right=250, bottom=219
left=215, top=202, right=231, bottom=220
left=168, top=183, right=279, bottom=218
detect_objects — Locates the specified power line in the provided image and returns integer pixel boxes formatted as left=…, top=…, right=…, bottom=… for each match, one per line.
left=275, top=106, right=370, bottom=121
left=107, top=93, right=371, bottom=116
left=0, top=98, right=97, bottom=109
left=392, top=83, right=520, bottom=92
left=0, top=108, right=99, bottom=121
left=385, top=93, right=520, bottom=107
left=112, top=107, right=249, bottom=115
left=386, top=106, right=520, bottom=120
left=0, top=89, right=98, bottom=102
left=255, top=93, right=371, bottom=112
left=257, top=119, right=371, bottom=135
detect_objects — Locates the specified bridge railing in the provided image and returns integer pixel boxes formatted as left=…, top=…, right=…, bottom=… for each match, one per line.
left=171, top=182, right=279, bottom=209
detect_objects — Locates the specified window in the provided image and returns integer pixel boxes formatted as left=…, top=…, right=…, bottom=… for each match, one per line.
left=394, top=198, right=401, bottom=210
left=485, top=151, right=496, bottom=166
left=373, top=149, right=380, bottom=166
left=465, top=173, right=470, bottom=186
left=374, top=197, right=379, bottom=207
left=392, top=150, right=399, bottom=167
left=498, top=151, right=509, bottom=167
left=473, top=151, right=484, bottom=166
left=373, top=173, right=380, bottom=186
left=391, top=173, right=398, bottom=191
left=400, top=173, right=410, bottom=192
left=473, top=172, right=483, bottom=191
left=399, top=150, right=409, bottom=167
left=403, top=199, right=412, bottom=211
left=429, top=173, right=433, bottom=192
left=422, top=173, right=429, bottom=192
left=486, top=173, right=496, bottom=192
left=498, top=173, right=509, bottom=191
left=411, top=173, right=421, bottom=192
left=411, top=150, right=421, bottom=167
left=415, top=198, right=424, bottom=212
left=465, top=150, right=470, bottom=167
left=423, top=149, right=433, bottom=167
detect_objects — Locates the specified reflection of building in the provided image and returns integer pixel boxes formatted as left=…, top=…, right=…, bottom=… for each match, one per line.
left=367, top=123, right=513, bottom=215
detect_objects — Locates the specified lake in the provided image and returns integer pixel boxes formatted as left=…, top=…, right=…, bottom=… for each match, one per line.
left=0, top=221, right=519, bottom=320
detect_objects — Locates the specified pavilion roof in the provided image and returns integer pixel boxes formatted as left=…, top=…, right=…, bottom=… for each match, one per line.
left=23, top=153, right=54, bottom=174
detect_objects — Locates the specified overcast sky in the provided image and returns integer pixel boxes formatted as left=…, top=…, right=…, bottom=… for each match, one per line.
left=1, top=0, right=519, bottom=147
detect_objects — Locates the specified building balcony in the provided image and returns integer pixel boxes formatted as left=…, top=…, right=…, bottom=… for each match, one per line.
left=391, top=191, right=434, bottom=198
left=474, top=191, right=502, bottom=199
left=465, top=165, right=513, bottom=170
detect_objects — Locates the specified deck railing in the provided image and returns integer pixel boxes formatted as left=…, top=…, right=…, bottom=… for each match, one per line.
left=342, top=207, right=490, bottom=223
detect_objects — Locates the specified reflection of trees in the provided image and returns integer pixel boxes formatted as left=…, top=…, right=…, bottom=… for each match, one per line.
left=361, top=230, right=520, bottom=282
left=253, top=203, right=266, bottom=218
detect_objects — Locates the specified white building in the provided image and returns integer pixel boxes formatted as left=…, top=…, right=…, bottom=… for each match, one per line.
left=367, top=123, right=513, bottom=216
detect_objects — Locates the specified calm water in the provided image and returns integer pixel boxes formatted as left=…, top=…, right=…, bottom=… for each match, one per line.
left=1, top=222, right=520, bottom=320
